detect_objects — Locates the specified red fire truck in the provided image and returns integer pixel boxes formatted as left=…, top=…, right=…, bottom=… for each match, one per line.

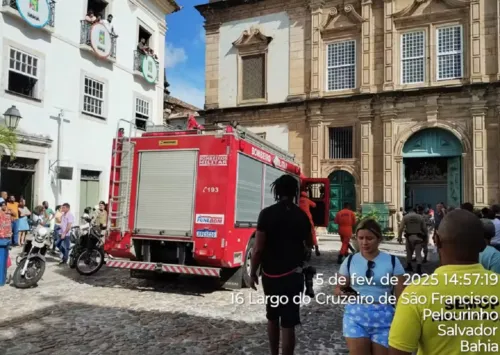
left=104, top=120, right=330, bottom=288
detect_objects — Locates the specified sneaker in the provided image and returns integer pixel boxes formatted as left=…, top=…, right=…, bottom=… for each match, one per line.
left=58, top=260, right=67, bottom=266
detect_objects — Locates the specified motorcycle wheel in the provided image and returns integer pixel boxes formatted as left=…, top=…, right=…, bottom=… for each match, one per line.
left=69, top=253, right=77, bottom=269
left=76, top=248, right=105, bottom=276
left=12, top=258, right=46, bottom=289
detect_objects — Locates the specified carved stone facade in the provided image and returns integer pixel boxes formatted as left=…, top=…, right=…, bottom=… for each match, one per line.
left=196, top=0, right=500, bottom=209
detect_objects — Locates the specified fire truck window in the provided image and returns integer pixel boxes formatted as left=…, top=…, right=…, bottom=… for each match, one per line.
left=235, top=154, right=263, bottom=224
left=262, top=165, right=284, bottom=208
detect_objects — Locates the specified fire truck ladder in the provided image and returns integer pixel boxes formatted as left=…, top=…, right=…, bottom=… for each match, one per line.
left=108, top=120, right=181, bottom=235
left=218, top=122, right=296, bottom=163
left=108, top=119, right=140, bottom=235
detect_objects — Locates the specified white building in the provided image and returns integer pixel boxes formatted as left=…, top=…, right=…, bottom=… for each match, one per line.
left=0, top=0, right=179, bottom=217
left=215, top=12, right=290, bottom=152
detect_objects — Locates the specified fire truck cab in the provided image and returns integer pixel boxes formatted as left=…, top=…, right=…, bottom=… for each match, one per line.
left=105, top=120, right=330, bottom=288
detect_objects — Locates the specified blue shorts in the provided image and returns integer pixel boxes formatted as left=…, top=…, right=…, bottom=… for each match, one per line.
left=343, top=303, right=395, bottom=348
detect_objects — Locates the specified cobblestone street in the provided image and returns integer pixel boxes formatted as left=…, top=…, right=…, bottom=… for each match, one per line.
left=0, top=240, right=427, bottom=355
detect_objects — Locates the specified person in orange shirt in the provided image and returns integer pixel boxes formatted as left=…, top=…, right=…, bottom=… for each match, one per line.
left=334, top=202, right=356, bottom=264
left=299, top=190, right=320, bottom=256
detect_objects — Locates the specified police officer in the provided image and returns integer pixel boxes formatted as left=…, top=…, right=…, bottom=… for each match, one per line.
left=397, top=205, right=428, bottom=274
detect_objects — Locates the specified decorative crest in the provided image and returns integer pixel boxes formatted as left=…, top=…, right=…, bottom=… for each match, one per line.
left=320, top=5, right=364, bottom=36
left=232, top=28, right=273, bottom=49
left=393, top=0, right=468, bottom=19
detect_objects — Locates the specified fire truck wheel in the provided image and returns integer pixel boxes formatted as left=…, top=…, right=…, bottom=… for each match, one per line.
left=242, top=236, right=255, bottom=288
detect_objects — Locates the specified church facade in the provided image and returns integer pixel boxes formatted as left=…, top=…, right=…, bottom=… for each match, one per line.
left=196, top=0, right=500, bottom=226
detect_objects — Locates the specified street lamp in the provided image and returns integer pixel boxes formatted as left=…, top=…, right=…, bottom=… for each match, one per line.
left=3, top=105, right=22, bottom=130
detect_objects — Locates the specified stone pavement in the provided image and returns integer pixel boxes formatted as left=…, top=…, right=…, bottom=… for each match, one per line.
left=0, top=242, right=348, bottom=355
left=0, top=241, right=436, bottom=355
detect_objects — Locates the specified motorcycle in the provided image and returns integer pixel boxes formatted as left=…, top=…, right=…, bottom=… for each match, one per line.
left=68, top=213, right=105, bottom=276
left=13, top=226, right=52, bottom=288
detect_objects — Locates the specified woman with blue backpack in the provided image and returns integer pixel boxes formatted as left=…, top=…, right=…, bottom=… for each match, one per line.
left=334, top=218, right=406, bottom=355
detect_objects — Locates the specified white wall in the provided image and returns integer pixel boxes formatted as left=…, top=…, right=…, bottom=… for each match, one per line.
left=0, top=0, right=169, bottom=217
left=246, top=124, right=289, bottom=151
left=218, top=12, right=290, bottom=108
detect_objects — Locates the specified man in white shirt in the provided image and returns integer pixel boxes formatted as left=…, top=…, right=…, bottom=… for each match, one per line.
left=491, top=204, right=500, bottom=251
left=103, top=14, right=118, bottom=37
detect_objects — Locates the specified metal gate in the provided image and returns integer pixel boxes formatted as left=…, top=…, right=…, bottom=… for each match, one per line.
left=134, top=150, right=198, bottom=237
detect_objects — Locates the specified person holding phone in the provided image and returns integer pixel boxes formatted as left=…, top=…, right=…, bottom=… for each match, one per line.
left=334, top=218, right=406, bottom=355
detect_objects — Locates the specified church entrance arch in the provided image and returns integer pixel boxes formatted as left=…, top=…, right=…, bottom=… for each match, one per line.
left=327, top=170, right=356, bottom=233
left=402, top=128, right=463, bottom=210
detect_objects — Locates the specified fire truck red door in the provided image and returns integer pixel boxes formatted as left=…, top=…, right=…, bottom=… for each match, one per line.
left=302, top=178, right=330, bottom=227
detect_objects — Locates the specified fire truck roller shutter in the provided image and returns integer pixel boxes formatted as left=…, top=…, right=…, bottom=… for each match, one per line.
left=134, top=150, right=198, bottom=236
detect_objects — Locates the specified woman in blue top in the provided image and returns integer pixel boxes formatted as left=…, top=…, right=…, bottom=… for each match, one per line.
left=334, top=218, right=406, bottom=355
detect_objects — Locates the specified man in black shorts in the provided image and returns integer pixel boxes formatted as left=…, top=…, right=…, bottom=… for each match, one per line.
left=249, top=174, right=312, bottom=355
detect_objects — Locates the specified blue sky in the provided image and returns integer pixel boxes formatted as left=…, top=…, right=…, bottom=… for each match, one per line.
left=164, top=1, right=206, bottom=109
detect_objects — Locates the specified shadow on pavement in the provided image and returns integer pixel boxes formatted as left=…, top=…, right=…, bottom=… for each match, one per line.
left=52, top=266, right=226, bottom=297
left=0, top=296, right=347, bottom=355
left=51, top=248, right=438, bottom=297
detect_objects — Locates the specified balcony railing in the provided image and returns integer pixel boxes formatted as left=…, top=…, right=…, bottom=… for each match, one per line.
left=2, top=0, right=56, bottom=27
left=80, top=20, right=116, bottom=59
left=134, top=50, right=159, bottom=84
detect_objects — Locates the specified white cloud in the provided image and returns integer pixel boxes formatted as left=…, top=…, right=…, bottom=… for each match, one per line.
left=199, top=27, right=205, bottom=43
left=168, top=76, right=205, bottom=109
left=164, top=43, right=187, bottom=68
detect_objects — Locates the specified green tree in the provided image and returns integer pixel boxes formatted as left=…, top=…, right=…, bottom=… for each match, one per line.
left=0, top=125, right=17, bottom=159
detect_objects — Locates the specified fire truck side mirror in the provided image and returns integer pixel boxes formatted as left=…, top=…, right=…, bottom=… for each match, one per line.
left=302, top=178, right=330, bottom=228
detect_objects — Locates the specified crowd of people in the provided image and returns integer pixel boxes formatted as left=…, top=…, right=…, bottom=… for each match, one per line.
left=397, top=202, right=500, bottom=274
left=0, top=192, right=108, bottom=270
left=249, top=175, right=500, bottom=355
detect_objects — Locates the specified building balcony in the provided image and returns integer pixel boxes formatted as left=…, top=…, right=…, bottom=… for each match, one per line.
left=1, top=0, right=55, bottom=32
left=79, top=20, right=116, bottom=62
left=133, top=50, right=159, bottom=84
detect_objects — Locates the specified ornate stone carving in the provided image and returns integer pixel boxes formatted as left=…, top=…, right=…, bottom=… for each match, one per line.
left=232, top=28, right=272, bottom=50
left=320, top=5, right=364, bottom=37
left=393, top=0, right=468, bottom=19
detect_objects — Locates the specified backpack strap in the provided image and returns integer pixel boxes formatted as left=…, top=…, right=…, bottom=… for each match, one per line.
left=346, top=254, right=354, bottom=275
left=348, top=253, right=395, bottom=275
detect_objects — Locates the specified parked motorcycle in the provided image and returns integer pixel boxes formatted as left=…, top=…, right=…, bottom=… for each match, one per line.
left=68, top=213, right=105, bottom=276
left=13, top=226, right=52, bottom=288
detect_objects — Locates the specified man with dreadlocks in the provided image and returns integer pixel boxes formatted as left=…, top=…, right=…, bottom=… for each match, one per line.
left=250, top=174, right=313, bottom=355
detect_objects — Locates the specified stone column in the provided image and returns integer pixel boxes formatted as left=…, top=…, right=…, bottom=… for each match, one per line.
left=204, top=22, right=221, bottom=110
left=360, top=0, right=374, bottom=93
left=381, top=99, right=397, bottom=208
left=359, top=100, right=374, bottom=203
left=383, top=0, right=395, bottom=91
left=288, top=7, right=307, bottom=100
left=394, top=156, right=403, bottom=209
left=461, top=152, right=471, bottom=203
left=308, top=103, right=323, bottom=178
left=498, top=0, right=500, bottom=79
left=471, top=106, right=487, bottom=206
left=309, top=0, right=325, bottom=98
left=470, top=0, right=485, bottom=83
